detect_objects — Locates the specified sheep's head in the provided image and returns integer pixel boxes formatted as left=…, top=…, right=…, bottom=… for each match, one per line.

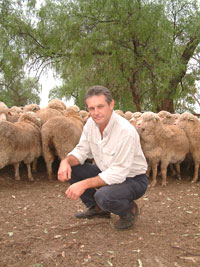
left=136, top=112, right=161, bottom=136
left=177, top=112, right=198, bottom=130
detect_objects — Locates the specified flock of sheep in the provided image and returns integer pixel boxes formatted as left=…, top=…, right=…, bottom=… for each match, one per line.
left=0, top=99, right=199, bottom=187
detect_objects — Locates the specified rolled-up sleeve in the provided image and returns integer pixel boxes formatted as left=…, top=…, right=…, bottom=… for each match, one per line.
left=68, top=125, right=93, bottom=164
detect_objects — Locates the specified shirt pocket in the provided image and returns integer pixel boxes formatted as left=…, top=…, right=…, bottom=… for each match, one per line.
left=102, top=147, right=116, bottom=166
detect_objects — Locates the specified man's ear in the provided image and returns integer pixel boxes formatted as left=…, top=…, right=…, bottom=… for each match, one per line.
left=110, top=99, right=114, bottom=110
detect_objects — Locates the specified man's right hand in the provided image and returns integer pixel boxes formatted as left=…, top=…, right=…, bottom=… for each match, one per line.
left=57, top=158, right=72, bottom=182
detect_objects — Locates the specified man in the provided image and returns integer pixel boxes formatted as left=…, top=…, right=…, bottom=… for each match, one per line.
left=58, top=85, right=148, bottom=230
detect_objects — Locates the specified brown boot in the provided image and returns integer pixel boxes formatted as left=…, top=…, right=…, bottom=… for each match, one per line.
left=115, top=201, right=138, bottom=230
left=75, top=205, right=111, bottom=219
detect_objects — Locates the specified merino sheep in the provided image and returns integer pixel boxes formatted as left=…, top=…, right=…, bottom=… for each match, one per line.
left=176, top=112, right=200, bottom=183
left=47, top=98, right=66, bottom=112
left=0, top=102, right=9, bottom=120
left=79, top=110, right=90, bottom=124
left=36, top=107, right=63, bottom=125
left=24, top=104, right=40, bottom=113
left=67, top=105, right=80, bottom=113
left=41, top=112, right=83, bottom=179
left=136, top=112, right=189, bottom=186
left=0, top=112, right=42, bottom=181
left=124, top=111, right=133, bottom=121
left=9, top=106, right=24, bottom=114
left=158, top=110, right=176, bottom=125
left=132, top=112, right=142, bottom=121
left=114, top=109, right=125, bottom=118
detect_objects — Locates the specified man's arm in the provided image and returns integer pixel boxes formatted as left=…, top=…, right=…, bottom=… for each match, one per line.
left=66, top=175, right=107, bottom=200
left=57, top=155, right=80, bottom=182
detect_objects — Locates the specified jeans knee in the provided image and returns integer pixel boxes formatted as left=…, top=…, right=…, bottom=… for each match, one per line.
left=94, top=189, right=109, bottom=210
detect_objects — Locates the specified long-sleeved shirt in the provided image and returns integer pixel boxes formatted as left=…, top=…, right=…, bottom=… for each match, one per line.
left=68, top=111, right=147, bottom=185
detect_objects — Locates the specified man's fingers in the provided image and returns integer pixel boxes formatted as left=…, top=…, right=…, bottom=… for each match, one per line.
left=66, top=187, right=78, bottom=200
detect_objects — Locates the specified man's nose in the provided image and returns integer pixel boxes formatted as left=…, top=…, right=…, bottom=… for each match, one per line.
left=94, top=107, right=99, bottom=114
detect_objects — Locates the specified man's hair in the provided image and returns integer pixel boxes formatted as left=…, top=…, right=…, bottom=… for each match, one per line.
left=84, top=85, right=113, bottom=105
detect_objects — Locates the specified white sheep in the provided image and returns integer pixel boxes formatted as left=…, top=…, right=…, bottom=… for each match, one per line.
left=136, top=112, right=189, bottom=186
left=0, top=112, right=42, bottom=181
left=41, top=112, right=83, bottom=179
left=47, top=98, right=66, bottom=112
left=24, top=104, right=40, bottom=113
left=158, top=110, right=176, bottom=125
left=176, top=112, right=200, bottom=183
left=36, top=107, right=63, bottom=125
left=0, top=101, right=9, bottom=120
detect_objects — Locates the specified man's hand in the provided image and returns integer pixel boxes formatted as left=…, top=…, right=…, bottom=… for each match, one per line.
left=57, top=158, right=72, bottom=182
left=65, top=181, right=86, bottom=199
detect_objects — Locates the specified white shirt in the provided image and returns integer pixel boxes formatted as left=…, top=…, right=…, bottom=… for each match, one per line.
left=68, top=111, right=147, bottom=185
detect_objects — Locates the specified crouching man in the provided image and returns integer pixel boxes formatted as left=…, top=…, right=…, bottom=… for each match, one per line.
left=58, top=85, right=148, bottom=230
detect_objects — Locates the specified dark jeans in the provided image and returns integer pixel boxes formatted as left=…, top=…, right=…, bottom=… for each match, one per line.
left=70, top=163, right=148, bottom=217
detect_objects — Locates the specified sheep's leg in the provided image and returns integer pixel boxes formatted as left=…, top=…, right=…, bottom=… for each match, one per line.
left=191, top=161, right=199, bottom=183
left=170, top=164, right=176, bottom=176
left=161, top=162, right=168, bottom=187
left=146, top=161, right=151, bottom=178
left=175, top=163, right=181, bottom=180
left=46, top=160, right=53, bottom=180
left=32, top=158, right=37, bottom=173
left=150, top=163, right=158, bottom=187
left=14, top=163, right=21, bottom=181
left=26, top=163, right=34, bottom=181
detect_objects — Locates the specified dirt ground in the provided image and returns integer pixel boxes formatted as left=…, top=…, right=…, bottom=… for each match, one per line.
left=0, top=159, right=200, bottom=267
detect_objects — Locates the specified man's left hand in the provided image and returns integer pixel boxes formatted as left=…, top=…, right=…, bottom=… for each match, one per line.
left=65, top=181, right=86, bottom=200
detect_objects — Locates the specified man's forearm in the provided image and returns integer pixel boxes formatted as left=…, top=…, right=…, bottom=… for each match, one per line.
left=83, top=175, right=107, bottom=189
left=66, top=155, right=80, bottom=167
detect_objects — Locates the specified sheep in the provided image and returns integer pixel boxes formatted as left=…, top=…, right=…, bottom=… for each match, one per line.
left=124, top=111, right=133, bottom=121
left=158, top=110, right=176, bottom=125
left=66, top=105, right=80, bottom=113
left=7, top=112, right=21, bottom=123
left=9, top=106, right=24, bottom=114
left=132, top=112, right=142, bottom=121
left=47, top=98, right=66, bottom=112
left=0, top=101, right=9, bottom=120
left=41, top=112, right=83, bottom=179
left=0, top=112, right=42, bottom=181
left=36, top=107, right=63, bottom=125
left=114, top=109, right=125, bottom=118
left=136, top=112, right=189, bottom=186
left=79, top=110, right=90, bottom=124
left=176, top=112, right=200, bottom=183
left=24, top=104, right=40, bottom=113
left=129, top=117, right=137, bottom=128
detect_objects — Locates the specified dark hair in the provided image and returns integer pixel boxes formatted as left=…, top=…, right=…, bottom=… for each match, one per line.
left=84, top=85, right=113, bottom=105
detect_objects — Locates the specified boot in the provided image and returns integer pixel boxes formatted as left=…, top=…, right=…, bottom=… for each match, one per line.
left=75, top=205, right=111, bottom=219
left=115, top=201, right=138, bottom=230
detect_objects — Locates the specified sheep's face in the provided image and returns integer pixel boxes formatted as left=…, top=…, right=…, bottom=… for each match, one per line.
left=158, top=111, right=176, bottom=125
left=136, top=113, right=161, bottom=137
left=177, top=113, right=198, bottom=130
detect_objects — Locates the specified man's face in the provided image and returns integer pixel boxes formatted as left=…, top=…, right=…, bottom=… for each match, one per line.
left=86, top=94, right=114, bottom=130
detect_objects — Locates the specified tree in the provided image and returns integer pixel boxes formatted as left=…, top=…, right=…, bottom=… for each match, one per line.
left=0, top=0, right=41, bottom=107
left=1, top=0, right=200, bottom=111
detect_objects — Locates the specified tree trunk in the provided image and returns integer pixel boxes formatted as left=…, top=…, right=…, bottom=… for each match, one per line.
left=159, top=98, right=174, bottom=113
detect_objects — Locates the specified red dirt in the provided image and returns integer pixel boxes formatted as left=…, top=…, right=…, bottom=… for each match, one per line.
left=0, top=161, right=200, bottom=267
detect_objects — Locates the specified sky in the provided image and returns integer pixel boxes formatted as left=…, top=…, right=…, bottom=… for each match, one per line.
left=39, top=70, right=74, bottom=107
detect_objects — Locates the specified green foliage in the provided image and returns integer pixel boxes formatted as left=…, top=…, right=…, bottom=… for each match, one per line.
left=0, top=0, right=200, bottom=111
